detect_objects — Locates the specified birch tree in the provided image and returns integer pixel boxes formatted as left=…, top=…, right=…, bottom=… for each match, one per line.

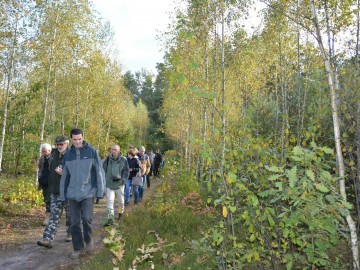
left=310, top=0, right=358, bottom=268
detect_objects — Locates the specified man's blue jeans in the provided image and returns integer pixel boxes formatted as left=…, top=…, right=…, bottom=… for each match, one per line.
left=68, top=197, right=93, bottom=251
left=139, top=175, right=147, bottom=200
left=125, top=178, right=139, bottom=204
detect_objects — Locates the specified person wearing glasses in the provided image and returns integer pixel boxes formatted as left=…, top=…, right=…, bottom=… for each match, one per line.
left=37, top=136, right=71, bottom=248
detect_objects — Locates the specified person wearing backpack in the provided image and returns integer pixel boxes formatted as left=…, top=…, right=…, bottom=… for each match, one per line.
left=103, top=145, right=129, bottom=226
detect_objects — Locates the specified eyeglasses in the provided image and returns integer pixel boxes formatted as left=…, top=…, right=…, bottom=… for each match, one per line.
left=56, top=143, right=64, bottom=146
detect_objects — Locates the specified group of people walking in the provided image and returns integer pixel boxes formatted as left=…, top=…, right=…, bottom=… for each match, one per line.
left=36, top=128, right=163, bottom=259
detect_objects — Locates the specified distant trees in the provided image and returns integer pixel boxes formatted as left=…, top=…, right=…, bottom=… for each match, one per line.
left=122, top=65, right=168, bottom=151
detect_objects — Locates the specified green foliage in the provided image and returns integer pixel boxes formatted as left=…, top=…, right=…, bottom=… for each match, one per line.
left=0, top=176, right=43, bottom=215
left=203, top=141, right=348, bottom=269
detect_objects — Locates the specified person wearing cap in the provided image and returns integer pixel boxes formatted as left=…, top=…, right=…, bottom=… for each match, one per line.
left=37, top=135, right=71, bottom=248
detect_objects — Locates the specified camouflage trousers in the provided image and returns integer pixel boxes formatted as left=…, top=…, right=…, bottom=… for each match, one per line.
left=43, top=194, right=71, bottom=241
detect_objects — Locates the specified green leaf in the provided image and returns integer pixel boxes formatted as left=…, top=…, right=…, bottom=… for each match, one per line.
left=268, top=215, right=275, bottom=227
left=268, top=174, right=282, bottom=181
left=227, top=171, right=237, bottom=184
left=342, top=201, right=353, bottom=209
left=292, top=146, right=303, bottom=157
left=249, top=234, right=256, bottom=242
left=275, top=182, right=283, bottom=191
left=320, top=146, right=333, bottom=154
left=286, top=166, right=297, bottom=187
left=265, top=165, right=284, bottom=173
left=320, top=171, right=332, bottom=181
left=306, top=170, right=315, bottom=181
left=315, top=183, right=329, bottom=193
left=251, top=195, right=259, bottom=207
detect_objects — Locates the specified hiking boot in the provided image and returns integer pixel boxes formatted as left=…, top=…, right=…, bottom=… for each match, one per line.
left=42, top=212, right=50, bottom=226
left=37, top=239, right=53, bottom=248
left=118, top=213, right=123, bottom=221
left=85, top=242, right=94, bottom=255
left=103, top=218, right=114, bottom=226
left=70, top=250, right=85, bottom=259
left=124, top=201, right=129, bottom=206
left=65, top=232, right=72, bottom=242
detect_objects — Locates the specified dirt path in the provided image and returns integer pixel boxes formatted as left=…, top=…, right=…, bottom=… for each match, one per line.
left=0, top=180, right=159, bottom=270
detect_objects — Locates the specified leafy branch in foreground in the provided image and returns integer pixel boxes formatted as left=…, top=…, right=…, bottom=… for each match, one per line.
left=104, top=228, right=175, bottom=270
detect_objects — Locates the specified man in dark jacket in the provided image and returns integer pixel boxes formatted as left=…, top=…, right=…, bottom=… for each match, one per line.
left=37, top=135, right=71, bottom=248
left=60, top=128, right=105, bottom=259
left=153, top=149, right=163, bottom=178
left=37, top=143, right=52, bottom=225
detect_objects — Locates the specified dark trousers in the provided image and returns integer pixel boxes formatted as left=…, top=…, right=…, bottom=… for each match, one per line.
left=68, top=197, right=93, bottom=251
left=41, top=185, right=51, bottom=212
left=154, top=164, right=160, bottom=177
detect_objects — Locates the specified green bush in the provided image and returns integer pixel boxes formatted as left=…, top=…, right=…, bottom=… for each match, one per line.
left=0, top=176, right=43, bottom=216
left=203, top=141, right=349, bottom=269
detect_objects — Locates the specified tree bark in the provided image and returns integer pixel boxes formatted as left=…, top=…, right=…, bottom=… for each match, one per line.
left=310, top=1, right=359, bottom=268
left=0, top=18, right=18, bottom=172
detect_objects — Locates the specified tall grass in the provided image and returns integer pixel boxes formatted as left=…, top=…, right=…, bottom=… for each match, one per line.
left=84, top=158, right=217, bottom=270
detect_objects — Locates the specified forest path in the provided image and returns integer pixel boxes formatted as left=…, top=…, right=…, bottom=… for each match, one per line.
left=0, top=179, right=160, bottom=270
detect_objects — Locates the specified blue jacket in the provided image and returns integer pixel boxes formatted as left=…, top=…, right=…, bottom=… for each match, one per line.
left=60, top=141, right=105, bottom=202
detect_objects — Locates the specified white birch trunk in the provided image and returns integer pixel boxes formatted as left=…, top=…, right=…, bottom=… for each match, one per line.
left=0, top=19, right=18, bottom=172
left=311, top=1, right=359, bottom=268
left=220, top=6, right=226, bottom=176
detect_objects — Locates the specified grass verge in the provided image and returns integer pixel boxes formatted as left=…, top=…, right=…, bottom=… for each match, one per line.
left=82, top=166, right=217, bottom=270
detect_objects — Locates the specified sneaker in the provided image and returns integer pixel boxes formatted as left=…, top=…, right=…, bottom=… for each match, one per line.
left=65, top=232, right=72, bottom=242
left=37, top=239, right=53, bottom=248
left=70, top=250, right=85, bottom=259
left=124, top=202, right=129, bottom=206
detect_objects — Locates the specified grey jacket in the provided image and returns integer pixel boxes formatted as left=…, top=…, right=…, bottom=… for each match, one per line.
left=60, top=141, right=105, bottom=202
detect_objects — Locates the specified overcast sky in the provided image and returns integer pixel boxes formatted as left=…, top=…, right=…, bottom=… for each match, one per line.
left=92, top=0, right=175, bottom=74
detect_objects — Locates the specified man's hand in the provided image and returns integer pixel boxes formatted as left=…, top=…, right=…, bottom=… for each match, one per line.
left=55, top=165, right=62, bottom=175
